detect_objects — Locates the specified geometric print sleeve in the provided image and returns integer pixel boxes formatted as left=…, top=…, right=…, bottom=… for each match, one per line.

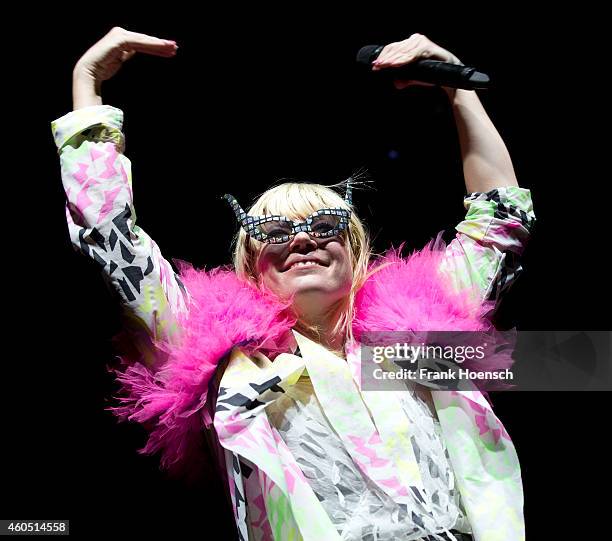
left=439, top=186, right=536, bottom=312
left=51, top=105, right=190, bottom=364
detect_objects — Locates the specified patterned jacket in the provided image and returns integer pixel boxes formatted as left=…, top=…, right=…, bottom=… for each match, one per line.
left=52, top=105, right=536, bottom=541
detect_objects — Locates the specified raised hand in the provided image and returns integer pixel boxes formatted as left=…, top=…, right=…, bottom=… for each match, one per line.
left=371, top=33, right=462, bottom=89
left=72, top=27, right=178, bottom=109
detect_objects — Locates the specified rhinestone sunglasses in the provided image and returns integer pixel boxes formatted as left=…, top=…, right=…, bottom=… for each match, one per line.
left=222, top=178, right=353, bottom=244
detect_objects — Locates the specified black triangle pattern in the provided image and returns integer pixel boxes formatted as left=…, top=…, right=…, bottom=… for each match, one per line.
left=117, top=276, right=136, bottom=302
left=108, top=229, right=118, bottom=250
left=119, top=241, right=135, bottom=263
left=143, top=256, right=154, bottom=276
left=122, top=266, right=144, bottom=294
left=89, top=227, right=107, bottom=252
left=112, top=203, right=134, bottom=246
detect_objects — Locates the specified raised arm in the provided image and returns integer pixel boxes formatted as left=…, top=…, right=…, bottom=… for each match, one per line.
left=374, top=33, right=535, bottom=310
left=440, top=59, right=534, bottom=308
left=53, top=28, right=188, bottom=365
left=443, top=88, right=518, bottom=193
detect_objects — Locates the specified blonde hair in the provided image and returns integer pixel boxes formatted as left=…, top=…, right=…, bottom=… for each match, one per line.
left=231, top=178, right=376, bottom=356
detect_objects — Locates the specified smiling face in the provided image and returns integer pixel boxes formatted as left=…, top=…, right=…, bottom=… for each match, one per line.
left=233, top=182, right=371, bottom=335
left=255, top=230, right=354, bottom=316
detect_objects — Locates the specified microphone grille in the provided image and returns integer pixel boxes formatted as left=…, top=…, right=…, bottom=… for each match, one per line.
left=356, top=45, right=384, bottom=65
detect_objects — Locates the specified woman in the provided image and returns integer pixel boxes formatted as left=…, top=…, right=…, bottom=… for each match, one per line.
left=52, top=27, right=535, bottom=541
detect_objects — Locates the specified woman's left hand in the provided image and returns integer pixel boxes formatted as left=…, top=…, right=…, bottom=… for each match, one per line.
left=372, top=33, right=462, bottom=89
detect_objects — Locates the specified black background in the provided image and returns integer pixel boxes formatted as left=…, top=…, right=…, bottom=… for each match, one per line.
left=5, top=7, right=610, bottom=540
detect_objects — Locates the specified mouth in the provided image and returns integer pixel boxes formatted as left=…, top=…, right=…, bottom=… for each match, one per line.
left=283, top=260, right=327, bottom=272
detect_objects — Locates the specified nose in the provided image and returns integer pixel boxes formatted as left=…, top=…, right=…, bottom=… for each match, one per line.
left=288, top=231, right=317, bottom=252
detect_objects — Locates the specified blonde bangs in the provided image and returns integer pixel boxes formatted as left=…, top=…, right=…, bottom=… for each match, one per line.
left=231, top=180, right=375, bottom=352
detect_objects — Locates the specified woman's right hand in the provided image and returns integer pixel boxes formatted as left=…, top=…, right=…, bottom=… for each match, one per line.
left=72, top=27, right=178, bottom=110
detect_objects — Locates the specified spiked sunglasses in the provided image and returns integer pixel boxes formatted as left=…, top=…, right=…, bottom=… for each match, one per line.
left=222, top=178, right=353, bottom=244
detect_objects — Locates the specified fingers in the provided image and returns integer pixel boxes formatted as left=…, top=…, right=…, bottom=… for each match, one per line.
left=375, top=50, right=418, bottom=69
left=108, top=27, right=178, bottom=57
left=372, top=34, right=423, bottom=70
left=372, top=33, right=453, bottom=70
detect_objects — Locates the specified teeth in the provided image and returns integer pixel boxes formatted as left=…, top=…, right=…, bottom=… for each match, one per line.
left=290, top=261, right=319, bottom=269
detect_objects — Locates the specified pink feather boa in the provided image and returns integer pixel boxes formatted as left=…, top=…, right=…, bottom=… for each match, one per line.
left=107, top=236, right=505, bottom=479
left=353, top=238, right=495, bottom=338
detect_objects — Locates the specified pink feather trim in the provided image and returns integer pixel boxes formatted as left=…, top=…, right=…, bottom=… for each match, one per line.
left=353, top=235, right=494, bottom=338
left=107, top=235, right=510, bottom=478
left=353, top=235, right=514, bottom=389
left=107, top=262, right=296, bottom=479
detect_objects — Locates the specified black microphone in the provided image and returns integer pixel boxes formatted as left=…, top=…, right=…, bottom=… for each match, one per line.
left=356, top=45, right=490, bottom=90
